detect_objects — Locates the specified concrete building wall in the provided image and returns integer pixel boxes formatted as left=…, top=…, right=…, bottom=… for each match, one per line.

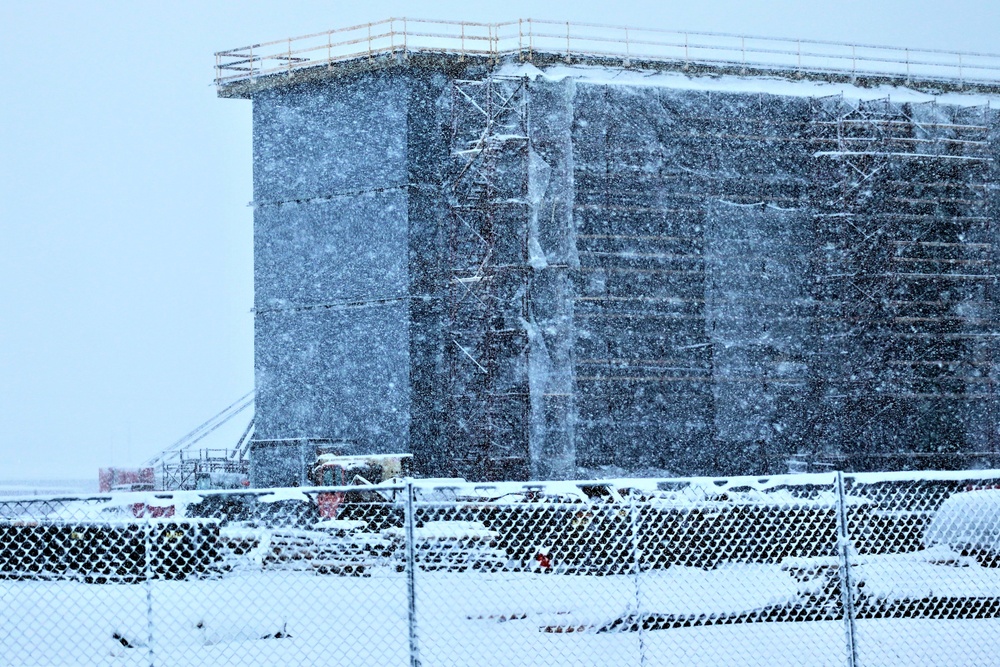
left=243, top=60, right=1000, bottom=483
left=251, top=74, right=415, bottom=484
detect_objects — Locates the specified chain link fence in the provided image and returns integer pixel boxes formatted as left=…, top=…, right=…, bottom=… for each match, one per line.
left=3, top=471, right=1000, bottom=666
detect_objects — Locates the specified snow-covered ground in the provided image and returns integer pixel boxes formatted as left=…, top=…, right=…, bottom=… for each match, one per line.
left=0, top=479, right=97, bottom=498
left=4, top=560, right=1000, bottom=667
left=6, top=473, right=1000, bottom=665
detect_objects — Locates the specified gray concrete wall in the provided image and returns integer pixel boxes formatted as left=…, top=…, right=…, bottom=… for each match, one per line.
left=251, top=74, right=413, bottom=484
left=403, top=71, right=451, bottom=476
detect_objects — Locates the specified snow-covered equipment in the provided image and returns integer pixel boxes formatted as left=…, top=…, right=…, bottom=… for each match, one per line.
left=924, top=489, right=1000, bottom=566
left=0, top=518, right=222, bottom=582
left=310, top=453, right=412, bottom=519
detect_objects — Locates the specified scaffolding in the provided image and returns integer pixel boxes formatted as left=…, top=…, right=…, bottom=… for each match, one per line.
left=147, top=393, right=255, bottom=491
left=157, top=449, right=250, bottom=491
left=808, top=96, right=998, bottom=467
left=444, top=75, right=532, bottom=480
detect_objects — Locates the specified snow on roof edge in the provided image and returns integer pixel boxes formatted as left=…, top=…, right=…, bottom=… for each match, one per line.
left=499, top=62, right=1000, bottom=107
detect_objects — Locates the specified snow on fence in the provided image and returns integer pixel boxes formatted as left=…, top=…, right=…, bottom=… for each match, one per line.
left=4, top=470, right=1000, bottom=666
left=214, top=18, right=1000, bottom=90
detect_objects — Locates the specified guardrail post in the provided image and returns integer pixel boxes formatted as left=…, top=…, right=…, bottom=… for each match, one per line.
left=528, top=18, right=534, bottom=62
left=404, top=480, right=421, bottom=667
left=835, top=472, right=859, bottom=667
left=518, top=19, right=523, bottom=62
left=565, top=22, right=571, bottom=63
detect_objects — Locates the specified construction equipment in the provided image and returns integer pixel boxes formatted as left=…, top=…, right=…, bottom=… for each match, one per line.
left=310, top=453, right=412, bottom=519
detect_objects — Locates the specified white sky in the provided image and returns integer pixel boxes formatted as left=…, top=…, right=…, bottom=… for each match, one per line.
left=0, top=0, right=997, bottom=481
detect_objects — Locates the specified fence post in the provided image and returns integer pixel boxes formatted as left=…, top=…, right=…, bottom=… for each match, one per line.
left=528, top=18, right=534, bottom=62
left=628, top=494, right=648, bottom=667
left=143, top=508, right=156, bottom=667
left=404, top=480, right=421, bottom=667
left=566, top=22, right=571, bottom=63
left=517, top=18, right=522, bottom=61
left=834, top=471, right=859, bottom=667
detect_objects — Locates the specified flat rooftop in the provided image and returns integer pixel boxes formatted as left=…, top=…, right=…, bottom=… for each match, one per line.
left=215, top=18, right=1000, bottom=98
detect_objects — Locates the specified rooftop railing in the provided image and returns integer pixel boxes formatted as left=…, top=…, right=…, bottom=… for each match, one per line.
left=215, top=18, right=1000, bottom=90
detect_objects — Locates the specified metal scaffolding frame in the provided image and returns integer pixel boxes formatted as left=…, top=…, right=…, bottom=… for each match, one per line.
left=807, top=96, right=998, bottom=468
left=147, top=394, right=255, bottom=491
left=158, top=449, right=250, bottom=491
left=444, top=75, right=532, bottom=481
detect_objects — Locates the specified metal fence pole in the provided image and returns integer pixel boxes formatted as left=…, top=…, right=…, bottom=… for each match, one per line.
left=834, top=471, right=859, bottom=667
left=143, top=508, right=156, bottom=667
left=404, top=480, right=421, bottom=667
left=628, top=494, right=648, bottom=667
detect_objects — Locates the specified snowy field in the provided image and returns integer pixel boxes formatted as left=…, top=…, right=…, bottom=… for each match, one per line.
left=0, top=479, right=97, bottom=498
left=6, top=472, right=1000, bottom=666
left=4, top=565, right=1000, bottom=667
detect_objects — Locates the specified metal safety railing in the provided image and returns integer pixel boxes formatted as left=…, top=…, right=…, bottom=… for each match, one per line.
left=214, top=18, right=1000, bottom=90
left=4, top=470, right=1000, bottom=666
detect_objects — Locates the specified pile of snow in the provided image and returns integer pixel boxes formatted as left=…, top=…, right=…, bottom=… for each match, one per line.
left=498, top=62, right=1000, bottom=108
left=923, top=490, right=1000, bottom=553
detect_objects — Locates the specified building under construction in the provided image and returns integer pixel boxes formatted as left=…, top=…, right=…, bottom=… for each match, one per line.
left=215, top=19, right=1000, bottom=485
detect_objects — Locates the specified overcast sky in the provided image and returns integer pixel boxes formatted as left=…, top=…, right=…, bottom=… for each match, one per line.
left=0, top=1, right=997, bottom=481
